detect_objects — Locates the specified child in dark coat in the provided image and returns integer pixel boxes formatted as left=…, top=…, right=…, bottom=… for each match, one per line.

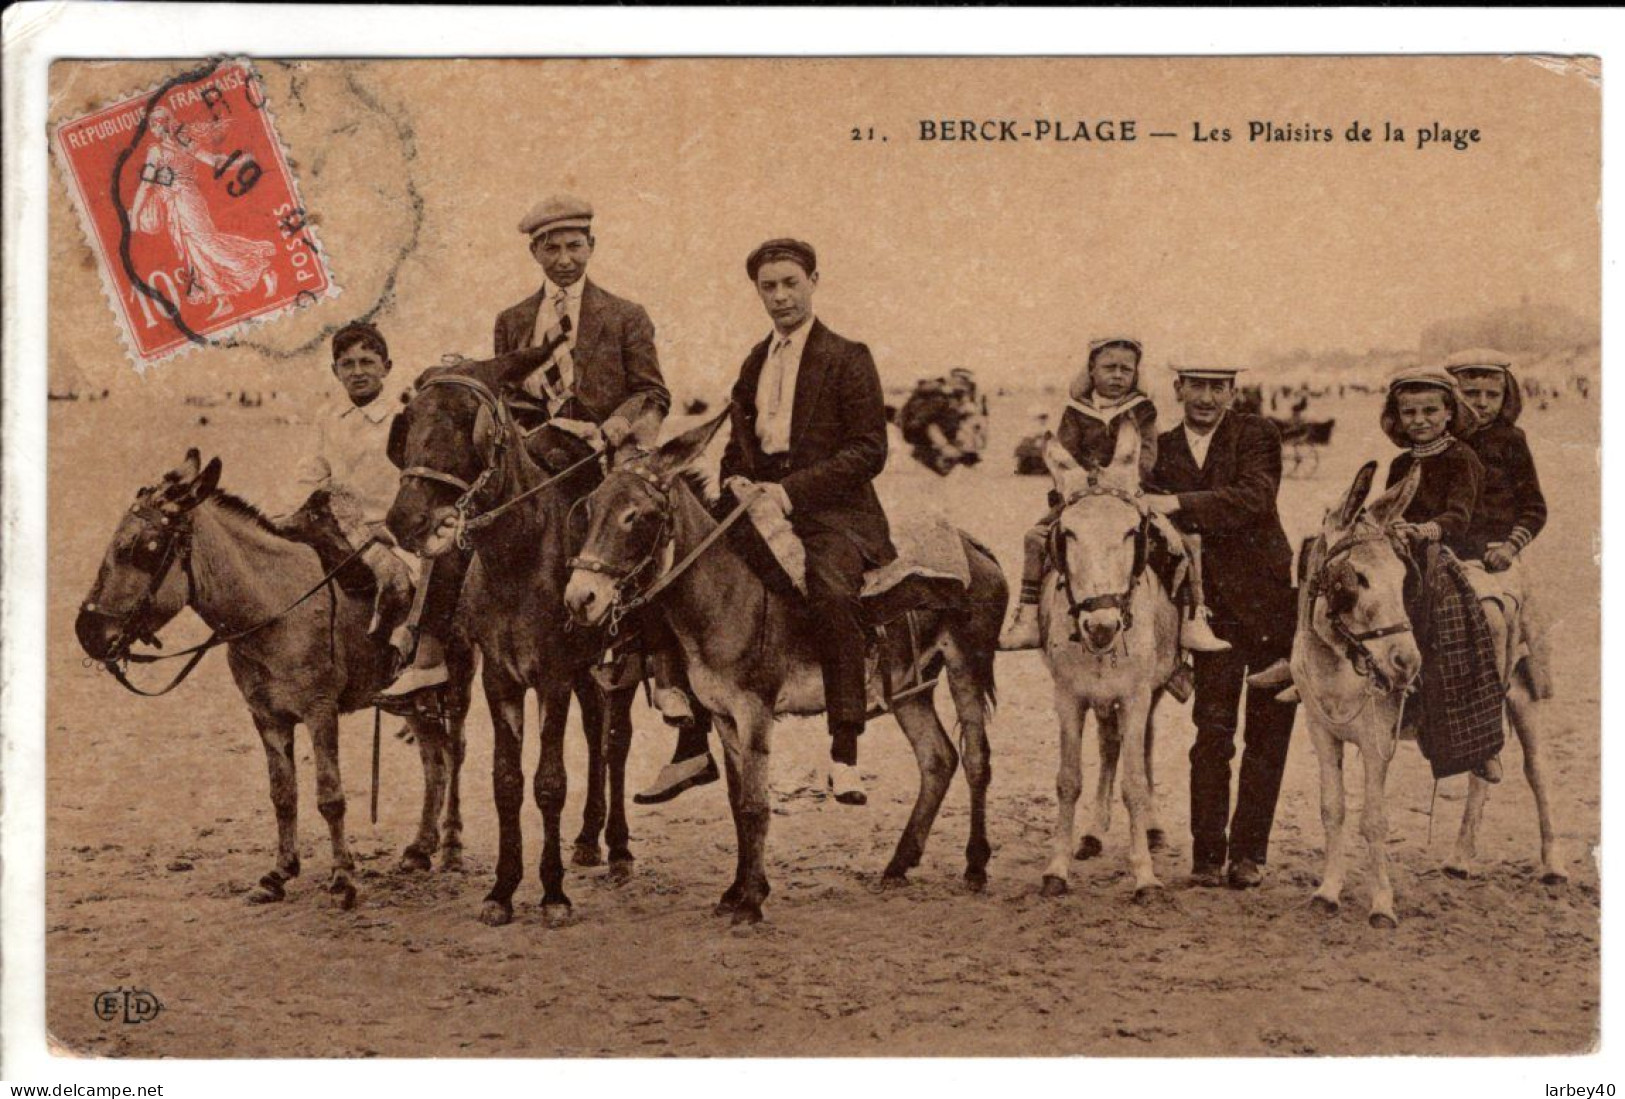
left=1380, top=368, right=1485, bottom=558
left=999, top=337, right=1228, bottom=653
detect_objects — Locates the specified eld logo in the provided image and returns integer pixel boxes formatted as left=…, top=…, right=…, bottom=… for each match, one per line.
left=94, top=987, right=163, bottom=1025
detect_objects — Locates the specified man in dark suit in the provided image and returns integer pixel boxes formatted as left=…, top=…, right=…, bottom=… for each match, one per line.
left=721, top=238, right=897, bottom=805
left=1146, top=365, right=1298, bottom=889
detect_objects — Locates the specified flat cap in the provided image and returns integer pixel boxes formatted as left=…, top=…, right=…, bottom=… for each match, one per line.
left=1442, top=347, right=1513, bottom=375
left=1088, top=336, right=1144, bottom=358
left=747, top=238, right=817, bottom=280
left=519, top=194, right=594, bottom=239
left=1386, top=364, right=1461, bottom=394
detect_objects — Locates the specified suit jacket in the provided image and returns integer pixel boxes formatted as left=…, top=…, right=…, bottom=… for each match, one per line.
left=721, top=318, right=896, bottom=566
left=493, top=278, right=671, bottom=443
left=1152, top=411, right=1294, bottom=644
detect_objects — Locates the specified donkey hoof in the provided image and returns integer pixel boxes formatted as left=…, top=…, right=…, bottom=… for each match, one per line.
left=243, top=877, right=286, bottom=903
left=730, top=903, right=764, bottom=927
left=1132, top=883, right=1168, bottom=906
left=396, top=848, right=432, bottom=874
left=963, top=869, right=987, bottom=894
left=571, top=842, right=603, bottom=868
left=328, top=877, right=358, bottom=911
left=439, top=848, right=464, bottom=873
left=1040, top=875, right=1069, bottom=898
left=607, top=858, right=634, bottom=885
left=1541, top=868, right=1570, bottom=887
left=1443, top=864, right=1471, bottom=880
left=1146, top=829, right=1168, bottom=852
left=1075, top=835, right=1105, bottom=860
left=480, top=899, right=513, bottom=927
left=541, top=900, right=574, bottom=927
left=1368, top=911, right=1398, bottom=930
left=1309, top=895, right=1340, bottom=917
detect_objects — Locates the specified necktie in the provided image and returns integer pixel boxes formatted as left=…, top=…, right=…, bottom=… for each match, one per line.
left=760, top=336, right=794, bottom=453
left=526, top=289, right=576, bottom=409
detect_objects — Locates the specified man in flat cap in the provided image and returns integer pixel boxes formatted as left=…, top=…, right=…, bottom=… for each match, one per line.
left=1146, top=365, right=1298, bottom=890
left=721, top=239, right=896, bottom=805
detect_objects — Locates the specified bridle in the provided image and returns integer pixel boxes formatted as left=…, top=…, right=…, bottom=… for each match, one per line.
left=81, top=497, right=196, bottom=663
left=1307, top=524, right=1415, bottom=693
left=397, top=373, right=600, bottom=550
left=1049, top=480, right=1151, bottom=654
left=568, top=463, right=761, bottom=635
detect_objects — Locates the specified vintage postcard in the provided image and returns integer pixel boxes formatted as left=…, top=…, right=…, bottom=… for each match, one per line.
left=13, top=38, right=1606, bottom=1078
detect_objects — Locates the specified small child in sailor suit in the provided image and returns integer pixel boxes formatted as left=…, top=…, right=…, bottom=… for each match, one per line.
left=998, top=336, right=1229, bottom=655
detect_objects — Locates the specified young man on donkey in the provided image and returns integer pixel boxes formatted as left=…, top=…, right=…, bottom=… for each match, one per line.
left=1147, top=365, right=1300, bottom=890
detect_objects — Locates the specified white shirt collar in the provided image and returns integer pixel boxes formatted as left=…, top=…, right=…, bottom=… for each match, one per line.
left=334, top=382, right=400, bottom=424
left=767, top=314, right=815, bottom=355
left=1066, top=391, right=1147, bottom=423
left=542, top=275, right=584, bottom=303
left=1183, top=412, right=1225, bottom=467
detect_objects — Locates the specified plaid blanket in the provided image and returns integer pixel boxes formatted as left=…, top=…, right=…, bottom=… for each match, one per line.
left=1412, top=543, right=1506, bottom=779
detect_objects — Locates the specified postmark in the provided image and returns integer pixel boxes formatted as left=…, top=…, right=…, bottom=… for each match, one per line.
left=52, top=57, right=337, bottom=369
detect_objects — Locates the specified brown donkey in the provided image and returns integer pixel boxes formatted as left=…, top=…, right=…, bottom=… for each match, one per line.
left=385, top=358, right=635, bottom=927
left=75, top=451, right=474, bottom=909
left=564, top=413, right=1007, bottom=924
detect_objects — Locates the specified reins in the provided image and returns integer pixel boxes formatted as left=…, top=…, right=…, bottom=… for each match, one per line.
left=1048, top=480, right=1151, bottom=653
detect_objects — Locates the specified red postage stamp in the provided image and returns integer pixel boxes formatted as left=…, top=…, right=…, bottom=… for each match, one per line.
left=52, top=58, right=336, bottom=368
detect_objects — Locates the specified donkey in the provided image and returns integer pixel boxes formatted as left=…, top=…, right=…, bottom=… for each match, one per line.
left=562, top=412, right=1006, bottom=924
left=75, top=451, right=474, bottom=909
left=385, top=360, right=636, bottom=927
left=1035, top=421, right=1180, bottom=901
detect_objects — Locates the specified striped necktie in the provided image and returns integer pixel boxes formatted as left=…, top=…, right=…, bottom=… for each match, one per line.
left=759, top=336, right=794, bottom=453
left=526, top=289, right=576, bottom=410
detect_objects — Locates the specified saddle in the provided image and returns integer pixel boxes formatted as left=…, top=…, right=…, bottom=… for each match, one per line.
left=281, top=488, right=417, bottom=656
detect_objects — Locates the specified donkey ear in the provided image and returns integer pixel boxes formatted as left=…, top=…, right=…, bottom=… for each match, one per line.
left=648, top=407, right=731, bottom=480
left=168, top=456, right=222, bottom=512
left=1366, top=461, right=1422, bottom=528
left=1042, top=434, right=1089, bottom=496
left=1110, top=415, right=1142, bottom=473
left=1329, top=461, right=1377, bottom=531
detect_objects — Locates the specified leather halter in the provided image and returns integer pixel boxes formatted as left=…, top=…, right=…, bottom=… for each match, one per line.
left=398, top=374, right=512, bottom=535
left=81, top=498, right=195, bottom=661
left=1049, top=480, right=1151, bottom=652
left=1307, top=525, right=1415, bottom=691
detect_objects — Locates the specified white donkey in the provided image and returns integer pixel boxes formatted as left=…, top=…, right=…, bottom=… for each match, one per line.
left=1038, top=420, right=1179, bottom=901
left=1295, top=463, right=1567, bottom=929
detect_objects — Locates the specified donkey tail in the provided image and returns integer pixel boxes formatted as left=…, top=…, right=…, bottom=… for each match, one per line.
left=953, top=531, right=1007, bottom=714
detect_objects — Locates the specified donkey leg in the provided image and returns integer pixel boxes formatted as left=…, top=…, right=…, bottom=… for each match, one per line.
left=729, top=703, right=775, bottom=925
left=1143, top=695, right=1167, bottom=851
left=440, top=713, right=467, bottom=872
left=1080, top=711, right=1118, bottom=860
left=1042, top=694, right=1085, bottom=896
left=945, top=653, right=993, bottom=890
left=1446, top=772, right=1493, bottom=879
left=1360, top=744, right=1398, bottom=928
left=712, top=711, right=749, bottom=915
left=308, top=708, right=357, bottom=911
left=399, top=715, right=444, bottom=874
left=1118, top=692, right=1163, bottom=899
left=881, top=691, right=958, bottom=886
left=248, top=715, right=299, bottom=905
left=604, top=687, right=636, bottom=880
left=1309, top=727, right=1347, bottom=915
left=534, top=687, right=573, bottom=923
left=482, top=684, right=526, bottom=926
left=1508, top=684, right=1566, bottom=884
left=570, top=677, right=607, bottom=868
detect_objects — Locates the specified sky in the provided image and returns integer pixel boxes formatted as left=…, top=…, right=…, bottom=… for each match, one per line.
left=48, top=56, right=1600, bottom=404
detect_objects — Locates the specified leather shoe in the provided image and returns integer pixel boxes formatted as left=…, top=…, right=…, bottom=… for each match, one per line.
left=1246, top=658, right=1293, bottom=691
left=1227, top=858, right=1264, bottom=889
left=633, top=753, right=720, bottom=805
left=998, top=604, right=1042, bottom=651
left=1190, top=863, right=1226, bottom=888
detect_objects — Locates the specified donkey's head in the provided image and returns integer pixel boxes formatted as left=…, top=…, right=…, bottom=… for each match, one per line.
left=384, top=365, right=509, bottom=559
left=564, top=409, right=729, bottom=629
left=1312, top=460, right=1423, bottom=689
left=76, top=449, right=221, bottom=662
left=1043, top=418, right=1149, bottom=651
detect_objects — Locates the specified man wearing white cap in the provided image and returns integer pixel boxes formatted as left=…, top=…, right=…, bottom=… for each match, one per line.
left=1146, top=364, right=1298, bottom=890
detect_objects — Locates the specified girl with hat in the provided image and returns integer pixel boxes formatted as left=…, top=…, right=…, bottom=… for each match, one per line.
left=1380, top=365, right=1485, bottom=557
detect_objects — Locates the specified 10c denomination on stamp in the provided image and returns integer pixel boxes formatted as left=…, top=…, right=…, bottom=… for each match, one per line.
left=53, top=58, right=337, bottom=369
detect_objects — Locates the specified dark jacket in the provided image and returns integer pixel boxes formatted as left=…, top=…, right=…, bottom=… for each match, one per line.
left=1387, top=439, right=1484, bottom=561
left=721, top=319, right=896, bottom=567
left=1153, top=411, right=1294, bottom=643
left=1460, top=420, right=1546, bottom=557
left=1057, top=393, right=1159, bottom=481
left=494, top=278, right=671, bottom=440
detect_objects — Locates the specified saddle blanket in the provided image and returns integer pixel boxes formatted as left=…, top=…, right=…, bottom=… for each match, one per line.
left=743, top=496, right=971, bottom=598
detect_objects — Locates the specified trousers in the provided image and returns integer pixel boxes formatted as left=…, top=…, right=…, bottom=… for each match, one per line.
left=801, top=527, right=869, bottom=731
left=1189, top=607, right=1298, bottom=868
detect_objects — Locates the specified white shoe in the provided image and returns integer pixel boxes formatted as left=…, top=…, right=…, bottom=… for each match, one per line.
left=998, top=604, right=1042, bottom=651
left=376, top=661, right=448, bottom=699
left=1180, top=608, right=1232, bottom=653
left=652, top=686, right=695, bottom=726
left=828, top=763, right=867, bottom=806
